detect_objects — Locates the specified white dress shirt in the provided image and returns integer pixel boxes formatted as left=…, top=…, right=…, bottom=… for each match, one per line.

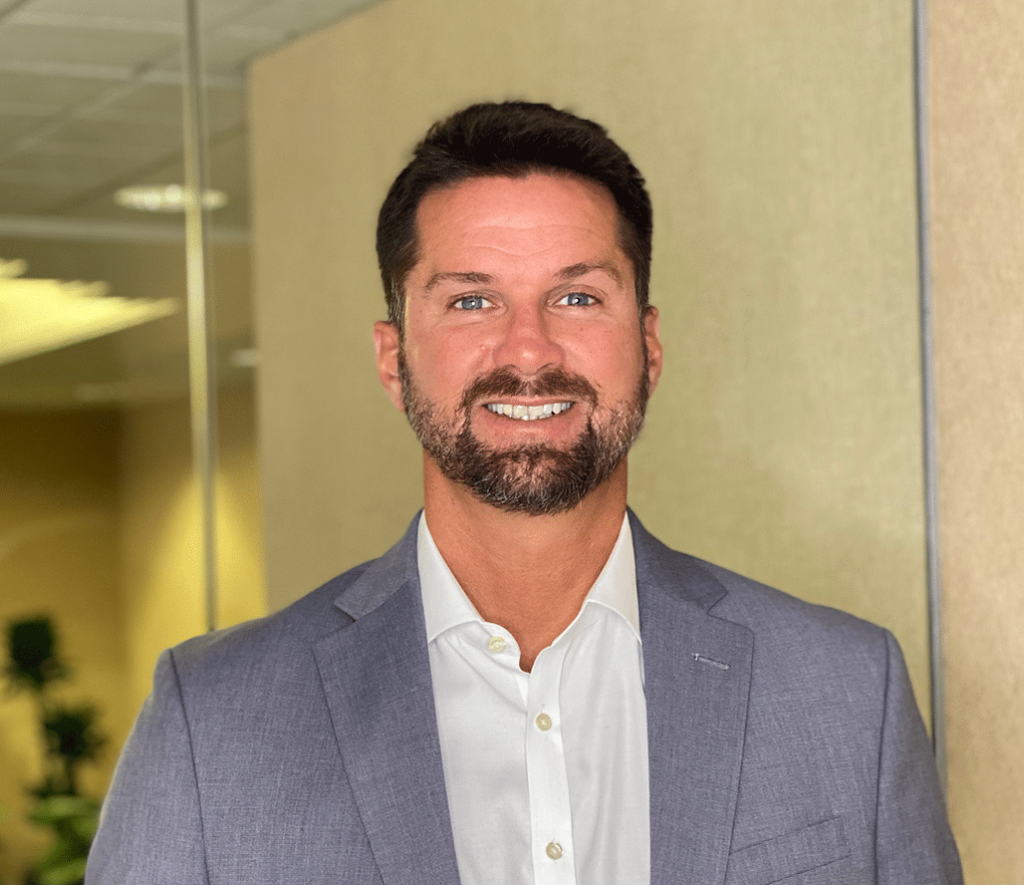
left=418, top=513, right=650, bottom=885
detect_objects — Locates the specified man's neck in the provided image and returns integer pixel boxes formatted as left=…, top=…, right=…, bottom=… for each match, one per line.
left=422, top=459, right=629, bottom=671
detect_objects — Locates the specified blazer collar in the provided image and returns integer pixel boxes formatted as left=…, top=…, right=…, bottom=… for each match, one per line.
left=314, top=513, right=462, bottom=885
left=332, top=513, right=421, bottom=620
left=316, top=511, right=754, bottom=885
left=631, top=513, right=754, bottom=885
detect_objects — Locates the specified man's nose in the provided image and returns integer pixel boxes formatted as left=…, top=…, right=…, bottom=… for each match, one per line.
left=491, top=304, right=563, bottom=376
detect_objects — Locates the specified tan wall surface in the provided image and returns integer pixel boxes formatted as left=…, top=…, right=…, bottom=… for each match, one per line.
left=929, top=2, right=1024, bottom=880
left=0, top=384, right=264, bottom=878
left=0, top=411, right=130, bottom=882
left=251, top=0, right=931, bottom=715
left=117, top=381, right=267, bottom=713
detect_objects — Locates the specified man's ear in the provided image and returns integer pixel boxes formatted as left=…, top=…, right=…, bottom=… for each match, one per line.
left=643, top=306, right=663, bottom=395
left=373, top=321, right=405, bottom=412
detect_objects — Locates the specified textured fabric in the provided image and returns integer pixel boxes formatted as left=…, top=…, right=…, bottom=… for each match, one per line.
left=419, top=514, right=649, bottom=885
left=86, top=511, right=963, bottom=885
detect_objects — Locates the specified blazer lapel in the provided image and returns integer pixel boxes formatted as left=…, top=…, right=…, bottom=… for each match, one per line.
left=312, top=521, right=461, bottom=885
left=632, top=516, right=754, bottom=885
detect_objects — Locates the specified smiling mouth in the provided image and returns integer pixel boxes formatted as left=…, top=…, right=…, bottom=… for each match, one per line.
left=485, top=402, right=574, bottom=421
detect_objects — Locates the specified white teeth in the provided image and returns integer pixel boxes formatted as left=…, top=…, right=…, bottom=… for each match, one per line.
left=486, top=402, right=573, bottom=421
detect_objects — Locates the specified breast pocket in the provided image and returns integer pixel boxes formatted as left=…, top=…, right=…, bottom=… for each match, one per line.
left=725, top=816, right=852, bottom=885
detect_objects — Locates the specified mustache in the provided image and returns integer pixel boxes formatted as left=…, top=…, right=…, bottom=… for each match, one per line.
left=460, top=367, right=598, bottom=411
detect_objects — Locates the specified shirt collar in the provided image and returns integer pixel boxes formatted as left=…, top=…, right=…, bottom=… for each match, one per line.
left=418, top=511, right=640, bottom=645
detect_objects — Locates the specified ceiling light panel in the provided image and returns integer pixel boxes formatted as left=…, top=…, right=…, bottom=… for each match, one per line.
left=0, top=273, right=178, bottom=368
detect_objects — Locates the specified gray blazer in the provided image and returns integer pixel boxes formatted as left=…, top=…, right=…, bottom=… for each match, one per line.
left=87, top=513, right=962, bottom=884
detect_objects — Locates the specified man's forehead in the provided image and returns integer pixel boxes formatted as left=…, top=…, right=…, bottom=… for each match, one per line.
left=410, top=174, right=629, bottom=273
left=416, top=170, right=615, bottom=216
left=422, top=262, right=625, bottom=293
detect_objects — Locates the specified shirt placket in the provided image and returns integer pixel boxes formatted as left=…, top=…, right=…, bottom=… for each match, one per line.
left=524, top=636, right=576, bottom=885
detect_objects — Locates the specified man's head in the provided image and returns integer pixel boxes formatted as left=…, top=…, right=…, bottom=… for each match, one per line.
left=374, top=104, right=661, bottom=516
left=376, top=101, right=652, bottom=332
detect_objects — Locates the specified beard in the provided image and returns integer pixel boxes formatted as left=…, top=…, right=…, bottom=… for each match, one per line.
left=398, top=349, right=650, bottom=516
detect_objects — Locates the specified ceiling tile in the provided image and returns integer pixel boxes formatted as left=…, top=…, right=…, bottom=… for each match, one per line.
left=0, top=148, right=133, bottom=186
left=190, top=26, right=282, bottom=75
left=0, top=69, right=113, bottom=107
left=25, top=0, right=183, bottom=24
left=0, top=21, right=179, bottom=69
left=0, top=180, right=84, bottom=215
left=239, top=0, right=371, bottom=34
left=83, top=81, right=182, bottom=120
left=51, top=115, right=180, bottom=149
left=1, top=110, right=58, bottom=146
left=198, top=0, right=275, bottom=26
left=205, top=85, right=247, bottom=131
left=0, top=0, right=384, bottom=406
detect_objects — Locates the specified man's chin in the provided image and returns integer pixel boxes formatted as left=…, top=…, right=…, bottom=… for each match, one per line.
left=414, top=402, right=642, bottom=516
left=457, top=444, right=611, bottom=516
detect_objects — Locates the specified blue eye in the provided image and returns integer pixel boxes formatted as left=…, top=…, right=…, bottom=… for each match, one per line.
left=455, top=295, right=487, bottom=310
left=562, top=292, right=594, bottom=306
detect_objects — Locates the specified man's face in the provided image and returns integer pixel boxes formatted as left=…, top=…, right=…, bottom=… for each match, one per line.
left=375, top=173, right=662, bottom=515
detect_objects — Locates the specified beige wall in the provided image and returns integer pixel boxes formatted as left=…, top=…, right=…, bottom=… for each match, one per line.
left=117, top=382, right=267, bottom=713
left=929, top=2, right=1024, bottom=881
left=0, top=382, right=264, bottom=879
left=251, top=0, right=929, bottom=714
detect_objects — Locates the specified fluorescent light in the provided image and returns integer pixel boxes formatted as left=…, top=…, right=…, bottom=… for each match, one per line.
left=0, top=257, right=27, bottom=278
left=114, top=184, right=228, bottom=213
left=0, top=261, right=178, bottom=366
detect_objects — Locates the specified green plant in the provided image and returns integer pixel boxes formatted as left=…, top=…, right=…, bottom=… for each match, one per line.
left=2, top=620, right=68, bottom=693
left=2, top=617, right=104, bottom=885
left=26, top=797, right=98, bottom=885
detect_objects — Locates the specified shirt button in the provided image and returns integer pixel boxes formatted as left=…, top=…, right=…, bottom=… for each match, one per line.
left=487, top=635, right=506, bottom=653
left=535, top=713, right=552, bottom=731
left=545, top=841, right=563, bottom=860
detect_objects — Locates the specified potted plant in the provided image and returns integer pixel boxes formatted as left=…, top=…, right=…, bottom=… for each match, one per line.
left=2, top=617, right=104, bottom=885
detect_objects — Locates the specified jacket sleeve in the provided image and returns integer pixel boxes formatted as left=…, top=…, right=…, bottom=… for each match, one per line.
left=86, top=648, right=210, bottom=884
left=875, top=630, right=963, bottom=885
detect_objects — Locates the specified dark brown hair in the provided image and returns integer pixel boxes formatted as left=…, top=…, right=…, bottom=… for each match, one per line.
left=376, top=101, right=652, bottom=329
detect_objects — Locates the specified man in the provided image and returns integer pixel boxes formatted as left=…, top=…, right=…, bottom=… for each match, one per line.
left=87, top=101, right=962, bottom=884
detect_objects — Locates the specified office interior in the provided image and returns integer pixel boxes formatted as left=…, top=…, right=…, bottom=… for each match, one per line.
left=0, top=1, right=1020, bottom=882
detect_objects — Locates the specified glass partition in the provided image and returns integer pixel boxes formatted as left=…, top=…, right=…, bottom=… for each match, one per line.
left=0, top=2, right=374, bottom=875
left=0, top=0, right=938, bottom=878
left=0, top=2, right=199, bottom=874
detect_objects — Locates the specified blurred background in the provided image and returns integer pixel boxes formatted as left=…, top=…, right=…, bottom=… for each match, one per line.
left=0, top=1, right=1020, bottom=882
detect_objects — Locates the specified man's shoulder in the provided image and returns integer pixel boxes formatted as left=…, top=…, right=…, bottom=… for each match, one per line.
left=631, top=514, right=891, bottom=660
left=699, top=557, right=883, bottom=637
left=165, top=558, right=373, bottom=679
left=168, top=517, right=422, bottom=684
left=177, top=513, right=421, bottom=657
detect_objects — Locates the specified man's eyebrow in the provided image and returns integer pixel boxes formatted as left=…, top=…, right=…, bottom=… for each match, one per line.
left=556, top=262, right=624, bottom=285
left=424, top=271, right=495, bottom=291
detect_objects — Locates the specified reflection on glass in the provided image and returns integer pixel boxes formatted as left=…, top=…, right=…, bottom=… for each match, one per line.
left=0, top=2, right=373, bottom=875
left=0, top=0, right=936, bottom=879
